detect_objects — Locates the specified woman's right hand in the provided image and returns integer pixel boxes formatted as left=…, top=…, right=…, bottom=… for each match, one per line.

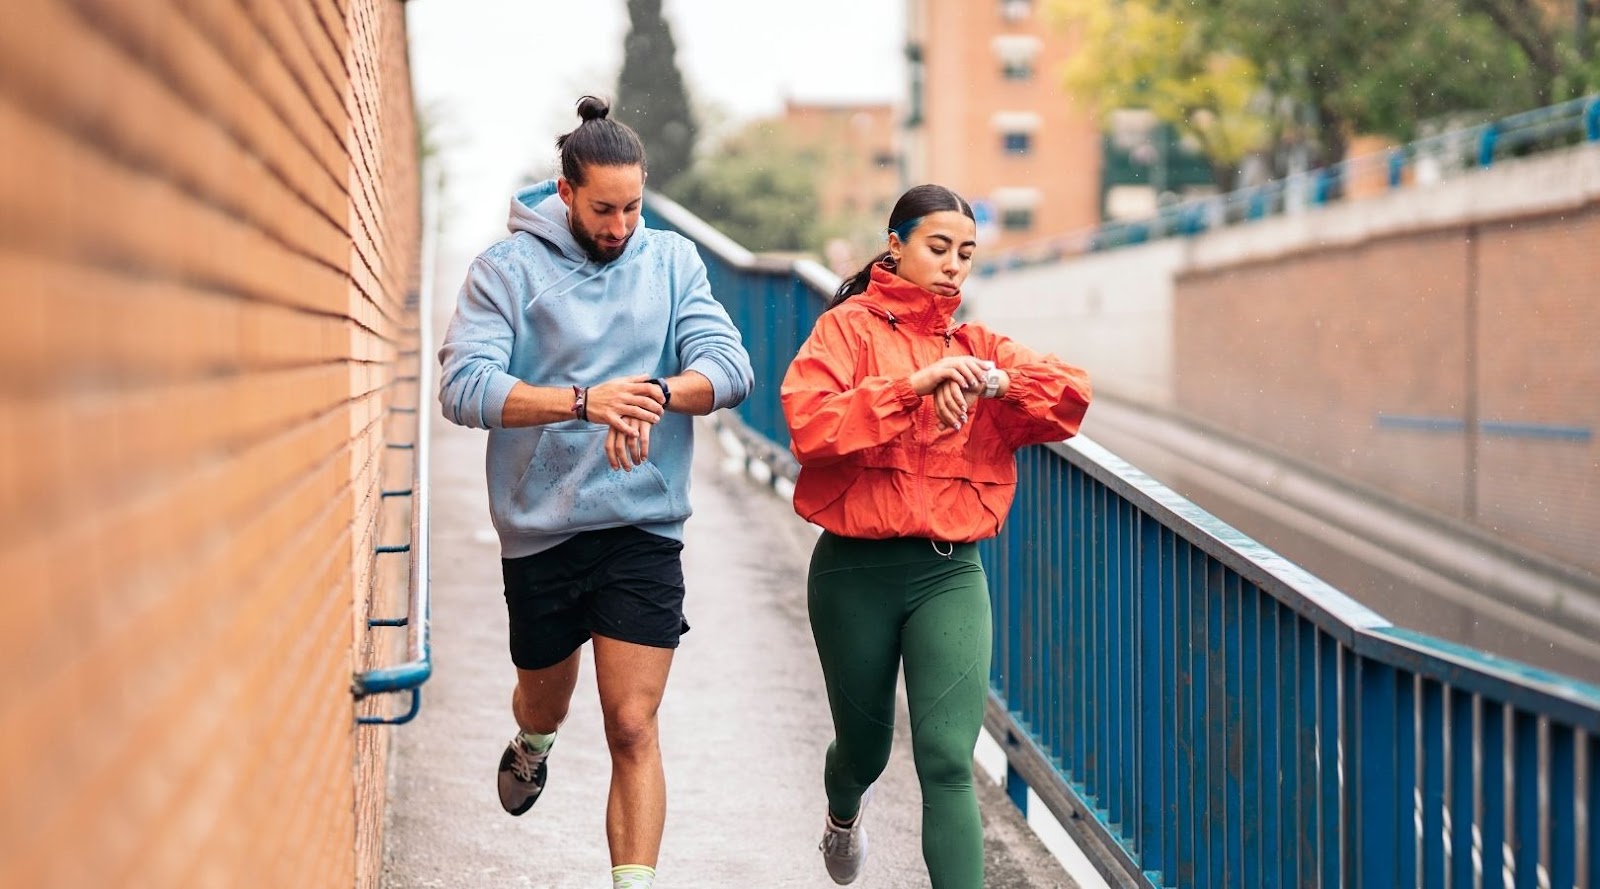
left=908, top=356, right=989, bottom=396
left=933, top=379, right=979, bottom=430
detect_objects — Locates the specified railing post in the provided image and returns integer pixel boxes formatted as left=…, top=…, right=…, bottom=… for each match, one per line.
left=1388, top=150, right=1406, bottom=189
left=1247, top=186, right=1268, bottom=220
left=1587, top=98, right=1600, bottom=141
left=1312, top=168, right=1336, bottom=205
left=1006, top=761, right=1030, bottom=815
left=1478, top=122, right=1500, bottom=167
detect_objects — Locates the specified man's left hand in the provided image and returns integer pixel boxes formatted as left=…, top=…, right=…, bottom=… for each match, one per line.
left=606, top=416, right=650, bottom=471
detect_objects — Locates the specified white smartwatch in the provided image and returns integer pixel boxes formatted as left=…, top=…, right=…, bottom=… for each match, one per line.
left=977, top=361, right=1004, bottom=399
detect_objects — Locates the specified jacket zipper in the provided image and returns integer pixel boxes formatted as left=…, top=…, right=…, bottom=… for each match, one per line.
left=915, top=324, right=951, bottom=533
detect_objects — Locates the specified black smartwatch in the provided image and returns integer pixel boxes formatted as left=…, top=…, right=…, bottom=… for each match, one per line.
left=648, top=377, right=672, bottom=408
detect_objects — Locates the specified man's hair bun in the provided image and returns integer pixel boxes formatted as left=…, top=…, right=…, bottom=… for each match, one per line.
left=576, top=96, right=610, bottom=122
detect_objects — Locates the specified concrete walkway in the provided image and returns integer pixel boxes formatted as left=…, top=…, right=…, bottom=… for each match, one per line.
left=381, top=401, right=1077, bottom=888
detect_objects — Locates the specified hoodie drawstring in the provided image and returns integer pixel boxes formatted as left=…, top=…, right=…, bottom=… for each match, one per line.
left=525, top=260, right=607, bottom=312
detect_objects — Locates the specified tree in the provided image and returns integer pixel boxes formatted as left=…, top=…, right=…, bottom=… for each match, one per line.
left=1458, top=0, right=1600, bottom=102
left=614, top=0, right=697, bottom=188
left=1053, top=0, right=1549, bottom=178
left=1192, top=0, right=1542, bottom=162
left=665, top=122, right=822, bottom=253
left=1054, top=0, right=1270, bottom=190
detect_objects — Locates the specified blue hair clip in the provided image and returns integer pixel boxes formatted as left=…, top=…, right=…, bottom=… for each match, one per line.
left=888, top=217, right=921, bottom=244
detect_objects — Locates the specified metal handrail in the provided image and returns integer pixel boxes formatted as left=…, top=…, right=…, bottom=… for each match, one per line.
left=982, top=434, right=1600, bottom=888
left=1053, top=435, right=1600, bottom=723
left=352, top=186, right=436, bottom=726
left=981, top=92, right=1600, bottom=274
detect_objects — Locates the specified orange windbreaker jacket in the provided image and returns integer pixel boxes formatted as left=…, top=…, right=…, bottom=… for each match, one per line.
left=781, top=266, right=1092, bottom=542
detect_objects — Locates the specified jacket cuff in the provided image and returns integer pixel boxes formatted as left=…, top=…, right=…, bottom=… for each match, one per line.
left=998, top=369, right=1029, bottom=405
left=686, top=358, right=739, bottom=411
left=893, top=377, right=921, bottom=409
left=481, top=370, right=521, bottom=428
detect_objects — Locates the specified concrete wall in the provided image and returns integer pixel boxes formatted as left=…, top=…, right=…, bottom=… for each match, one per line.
left=967, top=143, right=1600, bottom=577
left=0, top=2, right=419, bottom=887
left=1181, top=192, right=1600, bottom=577
left=964, top=239, right=1184, bottom=408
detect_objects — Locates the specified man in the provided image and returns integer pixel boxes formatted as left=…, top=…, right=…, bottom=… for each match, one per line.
left=437, top=96, right=753, bottom=889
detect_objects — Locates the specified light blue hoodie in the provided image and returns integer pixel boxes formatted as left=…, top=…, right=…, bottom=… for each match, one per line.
left=437, top=180, right=753, bottom=558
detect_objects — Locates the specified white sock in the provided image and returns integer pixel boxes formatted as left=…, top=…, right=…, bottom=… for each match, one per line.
left=611, top=864, right=655, bottom=888
left=517, top=729, right=556, bottom=754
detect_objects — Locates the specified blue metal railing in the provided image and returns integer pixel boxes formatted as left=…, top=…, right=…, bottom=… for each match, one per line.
left=982, top=93, right=1600, bottom=274
left=987, top=437, right=1600, bottom=889
left=646, top=193, right=1600, bottom=888
left=352, top=189, right=437, bottom=726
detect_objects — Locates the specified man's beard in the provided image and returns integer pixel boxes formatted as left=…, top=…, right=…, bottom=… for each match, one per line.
left=570, top=215, right=630, bottom=264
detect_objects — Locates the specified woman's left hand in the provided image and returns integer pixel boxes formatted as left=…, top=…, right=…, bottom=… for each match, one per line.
left=934, top=379, right=979, bottom=431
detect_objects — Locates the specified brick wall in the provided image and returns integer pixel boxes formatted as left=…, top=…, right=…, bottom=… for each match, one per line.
left=0, top=1, right=420, bottom=886
left=1175, top=202, right=1600, bottom=575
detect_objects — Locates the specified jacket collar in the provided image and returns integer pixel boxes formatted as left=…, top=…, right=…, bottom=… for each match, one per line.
left=856, top=264, right=962, bottom=334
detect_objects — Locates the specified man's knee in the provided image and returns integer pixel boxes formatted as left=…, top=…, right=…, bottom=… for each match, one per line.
left=513, top=679, right=573, bottom=728
left=603, top=704, right=660, bottom=757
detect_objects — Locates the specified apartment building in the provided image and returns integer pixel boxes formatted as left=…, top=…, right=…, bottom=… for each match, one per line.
left=779, top=100, right=903, bottom=271
left=903, top=0, right=1103, bottom=253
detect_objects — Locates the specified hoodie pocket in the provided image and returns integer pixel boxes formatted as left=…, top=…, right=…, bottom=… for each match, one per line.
left=508, top=425, right=681, bottom=532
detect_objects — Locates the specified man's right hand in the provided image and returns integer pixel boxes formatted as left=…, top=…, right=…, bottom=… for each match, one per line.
left=585, top=375, right=666, bottom=434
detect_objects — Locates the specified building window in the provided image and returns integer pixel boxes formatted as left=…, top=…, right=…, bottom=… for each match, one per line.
left=991, top=110, right=1041, bottom=155
left=1001, top=208, right=1034, bottom=230
left=1001, top=0, right=1032, bottom=21
left=992, top=187, right=1041, bottom=231
left=1001, top=60, right=1033, bottom=80
left=905, top=42, right=925, bottom=128
left=992, top=35, right=1041, bottom=82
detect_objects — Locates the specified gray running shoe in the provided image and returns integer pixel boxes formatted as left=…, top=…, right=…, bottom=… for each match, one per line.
left=819, top=786, right=873, bottom=884
left=497, top=734, right=552, bottom=816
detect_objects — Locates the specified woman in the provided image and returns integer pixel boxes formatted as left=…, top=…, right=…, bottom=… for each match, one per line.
left=780, top=184, right=1091, bottom=887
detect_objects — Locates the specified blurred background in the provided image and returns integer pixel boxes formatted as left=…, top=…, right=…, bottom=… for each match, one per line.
left=1, top=0, right=1596, bottom=886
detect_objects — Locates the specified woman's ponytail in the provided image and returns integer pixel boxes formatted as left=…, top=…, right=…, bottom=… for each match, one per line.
left=829, top=251, right=891, bottom=309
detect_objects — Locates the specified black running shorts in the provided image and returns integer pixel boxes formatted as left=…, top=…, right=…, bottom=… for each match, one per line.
left=501, top=526, right=689, bottom=670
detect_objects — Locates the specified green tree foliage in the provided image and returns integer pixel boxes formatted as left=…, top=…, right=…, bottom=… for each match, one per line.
left=1055, top=0, right=1270, bottom=189
left=665, top=122, right=822, bottom=253
left=1183, top=0, right=1538, bottom=163
left=1459, top=0, right=1600, bottom=102
left=614, top=0, right=697, bottom=187
left=1052, top=0, right=1582, bottom=178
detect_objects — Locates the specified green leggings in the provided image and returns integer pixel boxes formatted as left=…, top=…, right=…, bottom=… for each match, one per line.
left=807, top=532, right=992, bottom=889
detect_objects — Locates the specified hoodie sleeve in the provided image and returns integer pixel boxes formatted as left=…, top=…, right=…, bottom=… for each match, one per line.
left=980, top=327, right=1093, bottom=449
left=781, top=310, right=924, bottom=466
left=436, top=257, right=523, bottom=429
left=674, top=241, right=754, bottom=410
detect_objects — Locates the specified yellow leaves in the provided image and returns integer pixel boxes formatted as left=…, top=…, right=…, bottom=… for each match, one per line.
left=1051, top=0, right=1270, bottom=165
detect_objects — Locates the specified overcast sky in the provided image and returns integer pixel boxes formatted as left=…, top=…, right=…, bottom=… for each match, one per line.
left=406, top=0, right=906, bottom=259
